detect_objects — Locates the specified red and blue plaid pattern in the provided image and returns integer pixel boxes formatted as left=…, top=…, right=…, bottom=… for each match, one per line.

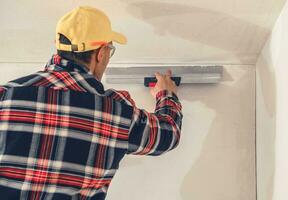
left=0, top=54, right=183, bottom=199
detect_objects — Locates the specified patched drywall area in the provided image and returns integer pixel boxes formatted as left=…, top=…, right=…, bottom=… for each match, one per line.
left=103, top=65, right=256, bottom=200
left=0, top=0, right=286, bottom=64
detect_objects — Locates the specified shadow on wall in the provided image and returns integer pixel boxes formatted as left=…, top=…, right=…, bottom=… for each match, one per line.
left=178, top=66, right=256, bottom=199
left=256, top=51, right=276, bottom=200
left=120, top=1, right=269, bottom=64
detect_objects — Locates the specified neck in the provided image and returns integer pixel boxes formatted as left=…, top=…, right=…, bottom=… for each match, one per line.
left=88, top=62, right=103, bottom=82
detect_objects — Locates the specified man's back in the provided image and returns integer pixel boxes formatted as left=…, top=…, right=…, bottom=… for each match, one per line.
left=0, top=55, right=183, bottom=199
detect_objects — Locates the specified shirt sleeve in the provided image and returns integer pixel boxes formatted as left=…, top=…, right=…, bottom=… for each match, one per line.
left=0, top=86, right=7, bottom=101
left=126, top=89, right=183, bottom=156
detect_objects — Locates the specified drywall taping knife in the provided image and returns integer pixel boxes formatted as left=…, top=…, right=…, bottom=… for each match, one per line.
left=104, top=65, right=223, bottom=87
left=144, top=77, right=181, bottom=87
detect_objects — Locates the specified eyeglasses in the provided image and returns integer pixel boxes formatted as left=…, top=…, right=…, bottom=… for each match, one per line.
left=107, top=43, right=116, bottom=58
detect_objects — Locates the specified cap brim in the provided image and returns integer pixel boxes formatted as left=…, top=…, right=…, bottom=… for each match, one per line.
left=111, top=31, right=127, bottom=44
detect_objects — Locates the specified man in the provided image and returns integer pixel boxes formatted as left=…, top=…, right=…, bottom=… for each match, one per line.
left=0, top=6, right=183, bottom=200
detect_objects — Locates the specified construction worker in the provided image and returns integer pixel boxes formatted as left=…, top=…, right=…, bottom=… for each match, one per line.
left=0, top=6, right=183, bottom=200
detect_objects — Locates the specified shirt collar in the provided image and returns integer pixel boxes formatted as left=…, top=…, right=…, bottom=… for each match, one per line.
left=44, top=54, right=105, bottom=94
left=44, top=54, right=92, bottom=74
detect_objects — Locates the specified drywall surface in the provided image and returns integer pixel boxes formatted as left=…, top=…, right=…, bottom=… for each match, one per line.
left=0, top=0, right=286, bottom=65
left=256, top=1, right=288, bottom=199
left=104, top=64, right=256, bottom=199
left=0, top=63, right=256, bottom=200
left=0, top=0, right=263, bottom=199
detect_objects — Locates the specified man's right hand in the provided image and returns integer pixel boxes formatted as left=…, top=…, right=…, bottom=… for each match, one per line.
left=150, top=69, right=178, bottom=98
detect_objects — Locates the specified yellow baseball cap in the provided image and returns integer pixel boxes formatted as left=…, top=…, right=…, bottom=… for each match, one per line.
left=55, top=6, right=127, bottom=52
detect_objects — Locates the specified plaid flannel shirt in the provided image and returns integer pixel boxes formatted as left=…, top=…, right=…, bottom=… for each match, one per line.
left=0, top=54, right=183, bottom=200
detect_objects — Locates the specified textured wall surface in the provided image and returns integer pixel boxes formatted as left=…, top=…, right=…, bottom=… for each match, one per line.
left=103, top=65, right=256, bottom=200
left=0, top=0, right=286, bottom=64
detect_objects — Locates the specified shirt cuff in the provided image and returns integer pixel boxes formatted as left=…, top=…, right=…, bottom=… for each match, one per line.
left=155, top=89, right=179, bottom=102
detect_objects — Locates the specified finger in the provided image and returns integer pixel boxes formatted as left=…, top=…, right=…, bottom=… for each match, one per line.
left=166, top=69, right=172, bottom=78
left=154, top=72, right=163, bottom=80
left=164, top=69, right=172, bottom=81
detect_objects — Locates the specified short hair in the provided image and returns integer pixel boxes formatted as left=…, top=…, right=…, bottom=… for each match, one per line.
left=56, top=34, right=100, bottom=66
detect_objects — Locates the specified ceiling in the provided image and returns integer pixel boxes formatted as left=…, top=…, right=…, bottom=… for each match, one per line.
left=0, top=0, right=286, bottom=65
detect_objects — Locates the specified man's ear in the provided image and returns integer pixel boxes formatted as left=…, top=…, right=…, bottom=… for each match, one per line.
left=97, top=46, right=105, bottom=63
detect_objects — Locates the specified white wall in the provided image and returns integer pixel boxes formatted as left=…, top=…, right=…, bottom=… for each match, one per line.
left=256, top=0, right=288, bottom=199
left=2, top=0, right=279, bottom=199
left=0, top=0, right=285, bottom=64
left=103, top=65, right=256, bottom=200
